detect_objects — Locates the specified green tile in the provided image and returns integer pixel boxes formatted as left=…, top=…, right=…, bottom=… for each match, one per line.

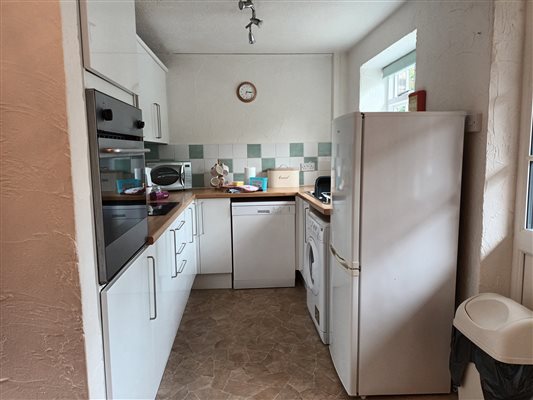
left=318, top=142, right=332, bottom=157
left=192, top=174, right=204, bottom=188
left=189, top=144, right=204, bottom=159
left=247, top=144, right=261, bottom=158
left=233, top=173, right=245, bottom=182
left=219, top=159, right=233, bottom=173
left=299, top=171, right=304, bottom=185
left=261, top=158, right=275, bottom=171
left=145, top=142, right=159, bottom=160
left=290, top=143, right=304, bottom=157
left=304, top=157, right=318, bottom=170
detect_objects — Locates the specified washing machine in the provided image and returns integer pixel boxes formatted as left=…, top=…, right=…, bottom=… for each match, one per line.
left=304, top=210, right=330, bottom=344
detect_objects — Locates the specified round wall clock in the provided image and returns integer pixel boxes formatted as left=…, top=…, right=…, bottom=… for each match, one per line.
left=236, top=81, right=257, bottom=103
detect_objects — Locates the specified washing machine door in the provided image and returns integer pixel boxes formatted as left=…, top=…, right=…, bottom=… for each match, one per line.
left=305, top=237, right=321, bottom=296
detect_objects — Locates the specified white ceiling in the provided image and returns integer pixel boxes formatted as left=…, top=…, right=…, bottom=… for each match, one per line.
left=135, top=0, right=406, bottom=55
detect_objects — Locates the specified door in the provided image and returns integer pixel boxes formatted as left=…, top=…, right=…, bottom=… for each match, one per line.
left=512, top=6, right=533, bottom=309
left=197, top=198, right=232, bottom=274
left=331, top=112, right=362, bottom=266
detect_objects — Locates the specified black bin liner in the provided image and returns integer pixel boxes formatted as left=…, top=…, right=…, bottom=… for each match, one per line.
left=450, top=328, right=533, bottom=400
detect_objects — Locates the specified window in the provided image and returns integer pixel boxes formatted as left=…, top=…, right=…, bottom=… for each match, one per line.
left=382, top=50, right=416, bottom=112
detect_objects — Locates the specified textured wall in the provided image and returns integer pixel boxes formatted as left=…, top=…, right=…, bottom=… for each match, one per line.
left=479, top=0, right=525, bottom=295
left=164, top=54, right=332, bottom=144
left=0, top=1, right=89, bottom=398
left=343, top=1, right=495, bottom=302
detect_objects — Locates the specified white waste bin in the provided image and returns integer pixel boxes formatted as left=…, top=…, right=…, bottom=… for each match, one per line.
left=452, top=293, right=533, bottom=400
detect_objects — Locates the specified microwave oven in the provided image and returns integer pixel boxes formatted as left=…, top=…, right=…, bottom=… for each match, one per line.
left=146, top=162, right=192, bottom=190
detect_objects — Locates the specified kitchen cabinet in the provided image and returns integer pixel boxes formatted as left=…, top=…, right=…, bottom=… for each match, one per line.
left=137, top=36, right=169, bottom=144
left=101, top=207, right=197, bottom=399
left=296, top=197, right=310, bottom=271
left=101, top=245, right=157, bottom=399
left=79, top=0, right=139, bottom=94
left=196, top=198, right=232, bottom=274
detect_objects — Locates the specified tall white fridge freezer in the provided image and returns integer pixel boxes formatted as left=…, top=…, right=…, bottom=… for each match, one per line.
left=329, top=112, right=465, bottom=397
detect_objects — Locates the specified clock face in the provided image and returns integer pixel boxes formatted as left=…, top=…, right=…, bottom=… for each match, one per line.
left=237, top=82, right=257, bottom=103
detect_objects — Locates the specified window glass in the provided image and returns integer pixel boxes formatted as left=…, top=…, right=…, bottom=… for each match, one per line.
left=385, top=63, right=416, bottom=112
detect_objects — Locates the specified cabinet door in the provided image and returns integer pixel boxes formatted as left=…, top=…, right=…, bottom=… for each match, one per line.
left=137, top=37, right=169, bottom=144
left=101, top=245, right=157, bottom=399
left=197, top=198, right=232, bottom=274
left=79, top=0, right=139, bottom=93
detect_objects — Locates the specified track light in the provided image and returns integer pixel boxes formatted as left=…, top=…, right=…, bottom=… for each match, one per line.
left=238, top=0, right=262, bottom=44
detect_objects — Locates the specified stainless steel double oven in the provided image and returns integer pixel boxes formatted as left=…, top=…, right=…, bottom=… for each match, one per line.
left=86, top=89, right=149, bottom=284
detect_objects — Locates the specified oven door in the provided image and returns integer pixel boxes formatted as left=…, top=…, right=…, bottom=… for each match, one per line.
left=94, top=137, right=149, bottom=283
left=150, top=164, right=185, bottom=189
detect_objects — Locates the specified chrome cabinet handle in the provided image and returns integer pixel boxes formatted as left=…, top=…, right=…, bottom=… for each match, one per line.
left=147, top=256, right=157, bottom=320
left=171, top=229, right=178, bottom=278
left=100, top=148, right=150, bottom=154
left=200, top=202, right=205, bottom=235
left=178, top=259, right=187, bottom=274
left=304, top=207, right=309, bottom=244
left=177, top=242, right=186, bottom=255
left=156, top=103, right=162, bottom=139
left=176, top=220, right=186, bottom=230
left=188, top=208, right=194, bottom=242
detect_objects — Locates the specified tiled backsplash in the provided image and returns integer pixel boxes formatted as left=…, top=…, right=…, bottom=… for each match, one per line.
left=145, top=142, right=332, bottom=187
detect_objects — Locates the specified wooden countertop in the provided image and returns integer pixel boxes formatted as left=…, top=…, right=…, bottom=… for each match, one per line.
left=146, top=186, right=332, bottom=244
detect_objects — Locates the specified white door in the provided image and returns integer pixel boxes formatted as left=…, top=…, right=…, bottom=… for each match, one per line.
left=331, top=112, right=362, bottom=266
left=197, top=198, right=232, bottom=274
left=512, top=7, right=533, bottom=309
left=101, top=245, right=157, bottom=399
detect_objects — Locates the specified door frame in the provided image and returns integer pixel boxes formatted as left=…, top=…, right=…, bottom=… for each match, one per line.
left=511, top=0, right=533, bottom=304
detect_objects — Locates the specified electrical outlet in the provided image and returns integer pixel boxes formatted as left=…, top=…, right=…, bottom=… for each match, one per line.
left=465, top=113, right=482, bottom=133
left=300, top=162, right=315, bottom=172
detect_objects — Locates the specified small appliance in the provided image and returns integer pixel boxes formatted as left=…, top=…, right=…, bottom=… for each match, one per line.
left=147, top=162, right=192, bottom=190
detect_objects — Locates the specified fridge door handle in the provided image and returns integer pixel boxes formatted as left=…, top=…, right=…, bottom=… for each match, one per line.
left=330, top=244, right=359, bottom=276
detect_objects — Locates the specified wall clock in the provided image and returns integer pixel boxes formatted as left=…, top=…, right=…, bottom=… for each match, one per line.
left=236, top=81, right=257, bottom=103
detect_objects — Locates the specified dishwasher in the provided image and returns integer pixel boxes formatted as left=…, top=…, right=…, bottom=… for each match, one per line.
left=232, top=200, right=296, bottom=289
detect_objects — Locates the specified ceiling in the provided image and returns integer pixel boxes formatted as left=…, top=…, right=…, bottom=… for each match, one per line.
left=135, top=0, right=406, bottom=55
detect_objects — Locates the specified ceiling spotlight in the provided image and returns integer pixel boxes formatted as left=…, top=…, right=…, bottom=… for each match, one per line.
left=248, top=26, right=255, bottom=44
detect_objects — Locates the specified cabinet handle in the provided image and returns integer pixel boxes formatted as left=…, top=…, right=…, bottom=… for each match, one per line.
left=148, top=256, right=157, bottom=320
left=188, top=208, right=195, bottom=242
left=170, top=229, right=178, bottom=278
left=176, top=220, right=186, bottom=230
left=153, top=103, right=162, bottom=139
left=304, top=207, right=309, bottom=244
left=177, top=242, right=186, bottom=255
left=178, top=259, right=187, bottom=274
left=200, top=202, right=205, bottom=235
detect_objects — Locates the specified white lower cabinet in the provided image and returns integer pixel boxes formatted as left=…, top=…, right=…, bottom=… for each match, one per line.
left=101, top=206, right=197, bottom=399
left=196, top=198, right=232, bottom=274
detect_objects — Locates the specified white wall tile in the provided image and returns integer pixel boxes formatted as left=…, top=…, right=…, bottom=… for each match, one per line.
left=175, top=144, right=189, bottom=161
left=275, top=157, right=290, bottom=168
left=204, top=144, right=219, bottom=159
left=233, top=158, right=247, bottom=173
left=275, top=143, right=290, bottom=157
left=304, top=142, right=318, bottom=157
left=218, top=144, right=233, bottom=158
left=318, top=156, right=331, bottom=171
left=158, top=144, right=175, bottom=160
left=191, top=159, right=204, bottom=174
left=204, top=158, right=217, bottom=173
left=261, top=143, right=276, bottom=158
left=289, top=157, right=304, bottom=170
left=233, top=143, right=247, bottom=158
left=303, top=171, right=319, bottom=186
left=247, top=158, right=262, bottom=172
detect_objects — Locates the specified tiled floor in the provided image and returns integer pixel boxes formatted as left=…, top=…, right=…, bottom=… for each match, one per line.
left=156, top=283, right=458, bottom=400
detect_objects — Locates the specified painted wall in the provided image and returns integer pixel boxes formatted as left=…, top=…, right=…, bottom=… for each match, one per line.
left=0, top=1, right=89, bottom=397
left=164, top=54, right=332, bottom=144
left=342, top=0, right=525, bottom=301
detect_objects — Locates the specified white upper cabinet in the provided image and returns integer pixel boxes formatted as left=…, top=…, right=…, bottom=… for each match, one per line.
left=137, top=36, right=170, bottom=144
left=79, top=0, right=139, bottom=94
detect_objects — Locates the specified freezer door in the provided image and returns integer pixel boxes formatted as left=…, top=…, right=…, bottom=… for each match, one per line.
left=329, top=246, right=359, bottom=396
left=357, top=112, right=465, bottom=395
left=331, top=112, right=362, bottom=267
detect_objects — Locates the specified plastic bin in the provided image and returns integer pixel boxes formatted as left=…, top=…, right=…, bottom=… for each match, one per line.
left=450, top=293, right=533, bottom=400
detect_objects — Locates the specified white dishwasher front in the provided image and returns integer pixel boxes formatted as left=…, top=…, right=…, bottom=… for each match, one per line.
left=232, top=201, right=296, bottom=289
